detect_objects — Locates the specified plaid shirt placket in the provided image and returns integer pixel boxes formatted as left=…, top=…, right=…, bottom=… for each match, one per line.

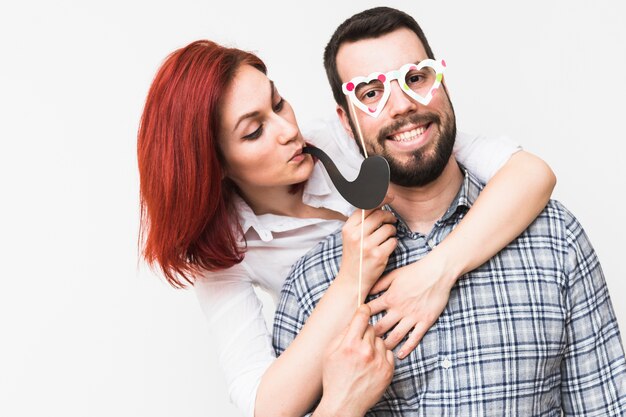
left=273, top=169, right=626, bottom=416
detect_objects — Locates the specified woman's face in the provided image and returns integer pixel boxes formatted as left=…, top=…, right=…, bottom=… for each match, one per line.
left=218, top=65, right=314, bottom=196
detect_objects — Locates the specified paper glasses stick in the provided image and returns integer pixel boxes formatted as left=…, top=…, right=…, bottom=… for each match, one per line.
left=302, top=103, right=390, bottom=307
left=349, top=99, right=369, bottom=307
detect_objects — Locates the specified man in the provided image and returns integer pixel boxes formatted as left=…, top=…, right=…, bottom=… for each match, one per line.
left=273, top=7, right=626, bottom=416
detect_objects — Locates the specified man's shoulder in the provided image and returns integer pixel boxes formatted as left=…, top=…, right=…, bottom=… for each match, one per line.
left=532, top=199, right=581, bottom=234
left=463, top=166, right=579, bottom=237
left=506, top=198, right=590, bottom=265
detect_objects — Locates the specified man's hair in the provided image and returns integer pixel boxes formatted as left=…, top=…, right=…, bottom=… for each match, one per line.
left=323, top=7, right=436, bottom=111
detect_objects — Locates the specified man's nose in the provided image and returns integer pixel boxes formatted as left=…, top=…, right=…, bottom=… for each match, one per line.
left=386, top=81, right=418, bottom=118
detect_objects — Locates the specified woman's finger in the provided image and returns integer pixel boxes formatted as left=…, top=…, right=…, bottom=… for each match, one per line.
left=370, top=273, right=395, bottom=295
left=367, top=224, right=397, bottom=247
left=363, top=324, right=376, bottom=344
left=343, top=209, right=394, bottom=240
left=383, top=318, right=415, bottom=351
left=386, top=346, right=395, bottom=367
left=374, top=337, right=387, bottom=359
left=361, top=210, right=396, bottom=236
left=372, top=309, right=400, bottom=337
left=380, top=234, right=398, bottom=254
left=345, top=304, right=372, bottom=342
left=367, top=294, right=388, bottom=316
left=397, top=321, right=429, bottom=359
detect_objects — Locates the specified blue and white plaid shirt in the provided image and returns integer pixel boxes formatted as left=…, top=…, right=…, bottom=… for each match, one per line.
left=273, top=167, right=626, bottom=416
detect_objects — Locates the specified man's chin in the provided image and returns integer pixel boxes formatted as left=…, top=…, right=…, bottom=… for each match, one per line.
left=385, top=150, right=446, bottom=186
left=384, top=149, right=433, bottom=171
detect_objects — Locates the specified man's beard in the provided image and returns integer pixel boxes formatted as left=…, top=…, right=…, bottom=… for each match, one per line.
left=363, top=100, right=457, bottom=187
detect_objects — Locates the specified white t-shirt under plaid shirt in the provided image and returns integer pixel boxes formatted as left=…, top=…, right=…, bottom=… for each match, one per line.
left=273, top=166, right=626, bottom=416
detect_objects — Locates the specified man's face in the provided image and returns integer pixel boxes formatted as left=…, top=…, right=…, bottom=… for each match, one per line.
left=336, top=28, right=456, bottom=187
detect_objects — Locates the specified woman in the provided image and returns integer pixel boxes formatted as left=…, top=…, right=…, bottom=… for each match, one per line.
left=137, top=40, right=555, bottom=417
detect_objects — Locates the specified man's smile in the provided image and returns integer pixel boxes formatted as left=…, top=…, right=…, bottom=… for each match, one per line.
left=387, top=122, right=430, bottom=142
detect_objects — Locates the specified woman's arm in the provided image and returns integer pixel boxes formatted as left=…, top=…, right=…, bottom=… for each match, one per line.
left=194, top=266, right=277, bottom=417
left=197, top=262, right=385, bottom=417
left=256, top=207, right=397, bottom=417
left=368, top=148, right=556, bottom=358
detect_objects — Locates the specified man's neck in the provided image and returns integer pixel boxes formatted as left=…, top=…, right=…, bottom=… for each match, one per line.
left=389, top=157, right=464, bottom=235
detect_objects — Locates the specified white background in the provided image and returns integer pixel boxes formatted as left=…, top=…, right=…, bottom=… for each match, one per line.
left=1, top=1, right=624, bottom=416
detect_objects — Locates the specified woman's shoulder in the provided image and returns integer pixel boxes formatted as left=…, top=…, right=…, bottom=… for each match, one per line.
left=195, top=260, right=255, bottom=286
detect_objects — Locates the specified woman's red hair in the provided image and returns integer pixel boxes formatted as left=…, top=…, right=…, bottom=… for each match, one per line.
left=137, top=40, right=267, bottom=288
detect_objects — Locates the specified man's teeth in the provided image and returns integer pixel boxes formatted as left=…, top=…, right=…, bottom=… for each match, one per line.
left=391, top=126, right=426, bottom=142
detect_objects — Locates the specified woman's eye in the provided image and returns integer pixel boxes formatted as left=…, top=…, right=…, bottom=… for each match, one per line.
left=243, top=124, right=263, bottom=140
left=274, top=98, right=285, bottom=112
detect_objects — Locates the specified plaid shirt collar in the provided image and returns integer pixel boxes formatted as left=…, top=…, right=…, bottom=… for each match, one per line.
left=386, top=165, right=482, bottom=238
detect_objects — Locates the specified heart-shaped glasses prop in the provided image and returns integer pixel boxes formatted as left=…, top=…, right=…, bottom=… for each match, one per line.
left=303, top=146, right=390, bottom=210
left=342, top=59, right=446, bottom=118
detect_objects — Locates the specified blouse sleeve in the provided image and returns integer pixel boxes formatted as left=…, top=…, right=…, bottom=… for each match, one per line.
left=195, top=263, right=275, bottom=417
left=453, top=131, right=522, bottom=184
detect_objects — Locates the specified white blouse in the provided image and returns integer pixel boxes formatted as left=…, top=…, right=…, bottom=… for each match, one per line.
left=194, top=117, right=521, bottom=417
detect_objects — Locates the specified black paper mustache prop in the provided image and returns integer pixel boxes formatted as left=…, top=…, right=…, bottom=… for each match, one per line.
left=303, top=146, right=390, bottom=210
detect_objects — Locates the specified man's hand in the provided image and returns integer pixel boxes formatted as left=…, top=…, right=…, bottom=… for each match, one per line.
left=314, top=305, right=394, bottom=417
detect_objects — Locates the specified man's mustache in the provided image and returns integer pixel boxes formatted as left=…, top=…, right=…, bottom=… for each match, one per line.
left=377, top=113, right=440, bottom=144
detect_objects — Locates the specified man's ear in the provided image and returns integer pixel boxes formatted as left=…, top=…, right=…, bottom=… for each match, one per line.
left=336, top=104, right=354, bottom=139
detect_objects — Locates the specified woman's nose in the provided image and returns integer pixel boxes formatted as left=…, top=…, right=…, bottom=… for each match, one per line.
left=275, top=117, right=299, bottom=145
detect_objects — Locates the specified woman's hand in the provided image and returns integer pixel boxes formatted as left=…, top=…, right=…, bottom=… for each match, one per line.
left=339, top=205, right=397, bottom=293
left=367, top=250, right=457, bottom=359
left=314, top=305, right=394, bottom=417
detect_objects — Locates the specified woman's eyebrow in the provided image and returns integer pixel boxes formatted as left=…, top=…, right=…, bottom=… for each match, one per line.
left=233, top=79, right=273, bottom=132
